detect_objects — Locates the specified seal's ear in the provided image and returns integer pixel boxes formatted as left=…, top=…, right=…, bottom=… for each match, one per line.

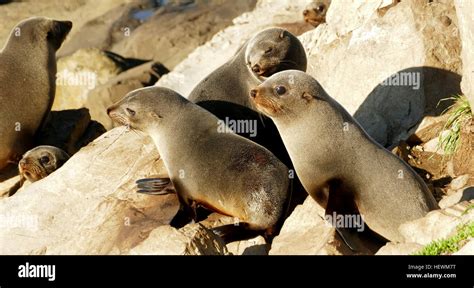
left=149, top=111, right=163, bottom=119
left=302, top=92, right=314, bottom=103
left=279, top=30, right=286, bottom=39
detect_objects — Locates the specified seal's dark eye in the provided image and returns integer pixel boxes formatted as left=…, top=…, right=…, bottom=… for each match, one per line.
left=265, top=47, right=273, bottom=54
left=126, top=108, right=136, bottom=116
left=275, top=86, right=287, bottom=95
left=40, top=156, right=50, bottom=164
left=317, top=5, right=325, bottom=13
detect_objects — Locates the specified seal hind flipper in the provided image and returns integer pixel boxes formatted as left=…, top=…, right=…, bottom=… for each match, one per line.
left=136, top=177, right=173, bottom=195
left=211, top=224, right=263, bottom=244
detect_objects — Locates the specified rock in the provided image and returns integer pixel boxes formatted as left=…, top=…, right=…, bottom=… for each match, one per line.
left=86, top=61, right=169, bottom=129
left=439, top=186, right=474, bottom=209
left=57, top=1, right=154, bottom=57
left=226, top=236, right=269, bottom=255
left=375, top=242, right=423, bottom=255
left=450, top=174, right=470, bottom=191
left=300, top=0, right=462, bottom=146
left=453, top=239, right=474, bottom=255
left=407, top=114, right=449, bottom=144
left=111, top=0, right=258, bottom=70
left=156, top=0, right=312, bottom=96
left=0, top=128, right=180, bottom=254
left=454, top=0, right=474, bottom=109
left=129, top=224, right=228, bottom=255
left=399, top=200, right=474, bottom=245
left=53, top=49, right=121, bottom=110
left=269, top=197, right=353, bottom=255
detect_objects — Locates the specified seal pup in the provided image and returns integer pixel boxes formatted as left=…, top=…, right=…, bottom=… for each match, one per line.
left=303, top=0, right=331, bottom=27
left=8, top=145, right=70, bottom=196
left=250, top=70, right=438, bottom=242
left=188, top=27, right=307, bottom=109
left=0, top=17, right=72, bottom=171
left=107, top=87, right=290, bottom=240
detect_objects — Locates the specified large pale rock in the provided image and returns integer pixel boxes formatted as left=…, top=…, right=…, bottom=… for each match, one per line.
left=129, top=224, right=228, bottom=255
left=439, top=187, right=474, bottom=209
left=375, top=242, right=423, bottom=255
left=0, top=128, right=179, bottom=254
left=156, top=0, right=311, bottom=96
left=53, top=49, right=121, bottom=110
left=454, top=0, right=474, bottom=109
left=226, top=236, right=269, bottom=255
left=269, top=197, right=352, bottom=255
left=300, top=0, right=462, bottom=146
left=399, top=200, right=474, bottom=245
left=112, top=0, right=258, bottom=70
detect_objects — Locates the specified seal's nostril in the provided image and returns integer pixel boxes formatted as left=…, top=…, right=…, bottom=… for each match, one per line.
left=106, top=107, right=112, bottom=115
left=250, top=89, right=257, bottom=98
left=303, top=9, right=309, bottom=16
left=252, top=65, right=261, bottom=73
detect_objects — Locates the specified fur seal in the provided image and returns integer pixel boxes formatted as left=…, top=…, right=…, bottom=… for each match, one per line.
left=250, top=70, right=438, bottom=242
left=188, top=28, right=307, bottom=109
left=18, top=145, right=70, bottom=183
left=0, top=17, right=72, bottom=171
left=107, top=87, right=290, bottom=239
left=303, top=0, right=331, bottom=27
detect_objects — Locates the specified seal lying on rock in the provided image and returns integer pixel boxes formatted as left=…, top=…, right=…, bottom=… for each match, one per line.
left=250, top=70, right=438, bottom=242
left=108, top=87, right=291, bottom=241
left=0, top=17, right=72, bottom=171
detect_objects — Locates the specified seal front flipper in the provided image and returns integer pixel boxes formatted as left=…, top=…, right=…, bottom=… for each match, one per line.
left=136, top=176, right=173, bottom=195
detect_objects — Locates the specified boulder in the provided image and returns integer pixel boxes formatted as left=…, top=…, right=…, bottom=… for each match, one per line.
left=57, top=0, right=154, bottom=57
left=269, top=197, right=354, bottom=255
left=111, top=0, right=258, bottom=69
left=399, top=200, right=474, bottom=245
left=300, top=0, right=462, bottom=146
left=0, top=128, right=180, bottom=254
left=439, top=186, right=474, bottom=209
left=129, top=223, right=228, bottom=255
left=454, top=0, right=474, bottom=109
left=53, top=49, right=121, bottom=110
left=375, top=242, right=423, bottom=255
left=226, top=236, right=269, bottom=255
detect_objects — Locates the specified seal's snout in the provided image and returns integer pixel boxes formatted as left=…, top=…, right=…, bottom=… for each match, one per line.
left=19, top=159, right=27, bottom=169
left=303, top=9, right=309, bottom=16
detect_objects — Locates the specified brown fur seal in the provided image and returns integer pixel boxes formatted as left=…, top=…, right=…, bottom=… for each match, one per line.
left=303, top=0, right=331, bottom=27
left=107, top=87, right=290, bottom=240
left=19, top=145, right=70, bottom=183
left=188, top=28, right=307, bottom=109
left=250, top=70, right=438, bottom=242
left=0, top=17, right=72, bottom=171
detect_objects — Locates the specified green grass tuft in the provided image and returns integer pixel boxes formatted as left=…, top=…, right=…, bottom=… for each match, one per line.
left=414, top=221, right=474, bottom=255
left=436, top=95, right=472, bottom=156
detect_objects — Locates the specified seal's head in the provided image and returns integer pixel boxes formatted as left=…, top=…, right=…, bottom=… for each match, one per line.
left=245, top=28, right=307, bottom=80
left=5, top=17, right=72, bottom=51
left=303, top=0, right=331, bottom=27
left=250, top=70, right=327, bottom=118
left=18, top=146, right=70, bottom=182
left=107, top=87, right=188, bottom=133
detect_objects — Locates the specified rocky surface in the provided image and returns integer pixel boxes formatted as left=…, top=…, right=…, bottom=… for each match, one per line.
left=0, top=0, right=472, bottom=255
left=454, top=0, right=474, bottom=109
